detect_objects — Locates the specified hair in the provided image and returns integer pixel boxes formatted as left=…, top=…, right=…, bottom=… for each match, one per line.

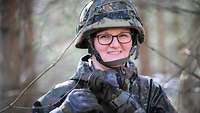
left=87, top=32, right=96, bottom=54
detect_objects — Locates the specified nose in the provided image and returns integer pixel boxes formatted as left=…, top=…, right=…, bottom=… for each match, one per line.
left=109, top=37, right=120, bottom=48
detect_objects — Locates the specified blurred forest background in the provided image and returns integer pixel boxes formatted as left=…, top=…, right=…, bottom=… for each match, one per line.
left=0, top=0, right=199, bottom=113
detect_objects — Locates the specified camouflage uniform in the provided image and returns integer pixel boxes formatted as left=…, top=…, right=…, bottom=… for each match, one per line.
left=33, top=0, right=177, bottom=113
left=32, top=55, right=177, bottom=113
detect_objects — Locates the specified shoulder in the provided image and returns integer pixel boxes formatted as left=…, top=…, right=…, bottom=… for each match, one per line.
left=33, top=80, right=77, bottom=112
left=133, top=75, right=161, bottom=110
left=137, top=75, right=161, bottom=90
left=38, top=80, right=77, bottom=104
left=135, top=75, right=162, bottom=99
left=135, top=75, right=177, bottom=112
left=54, top=80, right=77, bottom=91
left=137, top=75, right=164, bottom=100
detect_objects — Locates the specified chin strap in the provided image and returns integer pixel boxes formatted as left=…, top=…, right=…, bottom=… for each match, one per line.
left=101, top=57, right=129, bottom=67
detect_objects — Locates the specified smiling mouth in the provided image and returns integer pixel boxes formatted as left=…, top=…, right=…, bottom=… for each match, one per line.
left=107, top=51, right=121, bottom=55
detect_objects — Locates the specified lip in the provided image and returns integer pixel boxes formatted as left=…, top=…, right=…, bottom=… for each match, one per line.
left=107, top=51, right=121, bottom=55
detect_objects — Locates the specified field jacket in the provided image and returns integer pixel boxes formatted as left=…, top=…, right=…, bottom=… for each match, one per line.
left=33, top=55, right=177, bottom=113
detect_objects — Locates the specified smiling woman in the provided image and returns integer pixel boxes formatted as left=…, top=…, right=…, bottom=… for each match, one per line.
left=32, top=0, right=177, bottom=113
left=93, top=28, right=132, bottom=68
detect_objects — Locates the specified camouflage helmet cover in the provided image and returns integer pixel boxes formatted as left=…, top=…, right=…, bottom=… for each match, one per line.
left=75, top=0, right=145, bottom=49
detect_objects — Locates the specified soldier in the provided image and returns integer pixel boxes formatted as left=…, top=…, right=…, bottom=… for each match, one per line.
left=32, top=0, right=177, bottom=113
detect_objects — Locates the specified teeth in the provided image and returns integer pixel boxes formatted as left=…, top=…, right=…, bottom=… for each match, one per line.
left=108, top=51, right=121, bottom=54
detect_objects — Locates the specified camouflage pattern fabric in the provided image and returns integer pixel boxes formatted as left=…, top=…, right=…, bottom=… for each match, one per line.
left=32, top=55, right=177, bottom=113
left=75, top=0, right=144, bottom=49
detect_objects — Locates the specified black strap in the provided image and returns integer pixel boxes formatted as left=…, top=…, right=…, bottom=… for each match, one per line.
left=146, top=79, right=153, bottom=113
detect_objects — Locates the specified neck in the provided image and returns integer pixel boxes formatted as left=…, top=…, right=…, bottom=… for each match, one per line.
left=91, top=55, right=127, bottom=71
left=91, top=55, right=111, bottom=71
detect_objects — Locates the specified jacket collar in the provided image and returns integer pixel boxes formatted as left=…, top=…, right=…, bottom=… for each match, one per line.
left=71, top=55, right=138, bottom=82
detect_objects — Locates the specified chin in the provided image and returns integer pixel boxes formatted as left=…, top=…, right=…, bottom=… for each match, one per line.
left=102, top=53, right=129, bottom=62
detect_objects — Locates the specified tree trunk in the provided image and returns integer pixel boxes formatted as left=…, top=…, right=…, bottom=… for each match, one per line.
left=178, top=13, right=200, bottom=113
left=0, top=0, right=35, bottom=112
left=0, top=0, right=21, bottom=108
left=178, top=38, right=200, bottom=113
left=137, top=0, right=151, bottom=75
left=156, top=2, right=167, bottom=73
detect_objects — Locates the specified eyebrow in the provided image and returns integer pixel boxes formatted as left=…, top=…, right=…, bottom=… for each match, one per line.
left=96, top=32, right=109, bottom=35
left=96, top=31, right=131, bottom=36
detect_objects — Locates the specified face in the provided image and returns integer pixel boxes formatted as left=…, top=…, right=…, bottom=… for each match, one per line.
left=94, top=28, right=132, bottom=62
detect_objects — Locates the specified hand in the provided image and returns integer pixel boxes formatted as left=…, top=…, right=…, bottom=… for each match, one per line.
left=88, top=69, right=119, bottom=91
left=59, top=89, right=103, bottom=113
left=89, top=76, right=145, bottom=113
left=88, top=69, right=146, bottom=113
left=88, top=69, right=120, bottom=101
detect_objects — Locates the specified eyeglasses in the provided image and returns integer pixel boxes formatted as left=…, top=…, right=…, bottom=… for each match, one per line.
left=96, top=32, right=132, bottom=45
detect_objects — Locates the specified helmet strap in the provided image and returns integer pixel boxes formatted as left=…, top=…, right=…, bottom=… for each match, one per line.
left=131, top=33, right=140, bottom=59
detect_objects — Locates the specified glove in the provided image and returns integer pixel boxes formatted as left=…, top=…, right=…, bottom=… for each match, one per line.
left=109, top=90, right=146, bottom=113
left=93, top=85, right=146, bottom=113
left=59, top=89, right=103, bottom=113
left=88, top=69, right=119, bottom=91
left=88, top=69, right=146, bottom=113
left=87, top=69, right=118, bottom=101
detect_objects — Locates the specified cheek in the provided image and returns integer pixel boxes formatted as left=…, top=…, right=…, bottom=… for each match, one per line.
left=123, top=43, right=132, bottom=53
left=127, top=44, right=132, bottom=51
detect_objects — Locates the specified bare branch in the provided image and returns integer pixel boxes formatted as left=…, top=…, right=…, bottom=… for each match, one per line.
left=193, top=0, right=200, bottom=8
left=0, top=36, right=77, bottom=113
left=137, top=0, right=200, bottom=15
left=144, top=44, right=200, bottom=80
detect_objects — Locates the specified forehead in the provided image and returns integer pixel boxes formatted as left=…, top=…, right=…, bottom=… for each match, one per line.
left=96, top=28, right=131, bottom=34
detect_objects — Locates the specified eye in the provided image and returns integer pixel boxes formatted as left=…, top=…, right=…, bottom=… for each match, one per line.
left=99, top=35, right=107, bottom=39
left=96, top=34, right=112, bottom=45
left=98, top=34, right=110, bottom=39
left=98, top=34, right=112, bottom=42
left=118, top=32, right=132, bottom=43
left=118, top=33, right=130, bottom=39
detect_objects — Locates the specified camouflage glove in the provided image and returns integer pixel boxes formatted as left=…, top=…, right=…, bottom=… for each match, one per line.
left=89, top=69, right=119, bottom=92
left=88, top=69, right=121, bottom=101
left=59, top=89, right=103, bottom=113
left=88, top=69, right=146, bottom=113
left=92, top=83, right=146, bottom=113
left=108, top=90, right=146, bottom=113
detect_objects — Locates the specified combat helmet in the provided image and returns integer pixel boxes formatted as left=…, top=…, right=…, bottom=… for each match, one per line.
left=75, top=0, right=145, bottom=67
